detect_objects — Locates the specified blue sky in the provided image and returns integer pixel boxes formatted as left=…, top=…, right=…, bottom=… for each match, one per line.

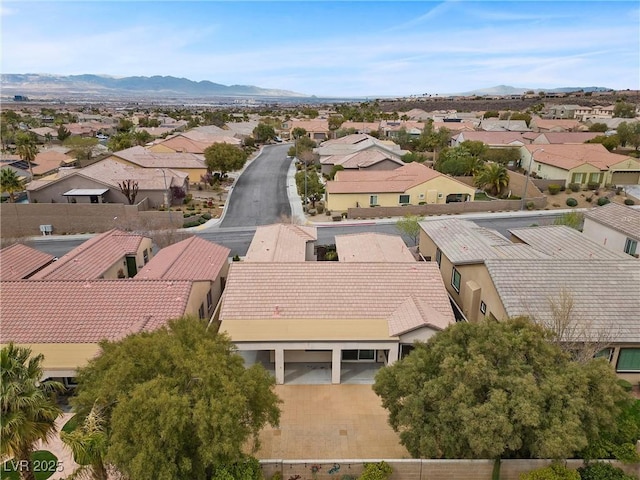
left=1, top=1, right=638, bottom=97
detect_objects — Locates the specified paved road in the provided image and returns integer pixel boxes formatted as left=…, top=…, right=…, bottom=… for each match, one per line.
left=219, top=144, right=292, bottom=227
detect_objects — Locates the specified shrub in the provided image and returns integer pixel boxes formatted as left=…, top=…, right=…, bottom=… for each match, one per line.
left=198, top=217, right=207, bottom=224
left=548, top=184, right=561, bottom=195
left=317, top=204, right=324, bottom=214
left=232, top=255, right=240, bottom=261
left=359, top=461, right=393, bottom=480
left=526, top=201, right=535, bottom=210
left=520, top=463, right=580, bottom=480
left=566, top=198, right=578, bottom=207
left=202, top=212, right=212, bottom=220
left=624, top=198, right=635, bottom=205
left=617, top=379, right=633, bottom=392
left=184, top=193, right=193, bottom=204
left=597, top=197, right=611, bottom=206
left=587, top=182, right=600, bottom=191
left=271, top=472, right=283, bottom=480
left=187, top=205, right=196, bottom=211
left=578, top=462, right=636, bottom=480
left=586, top=196, right=593, bottom=203
left=568, top=183, right=581, bottom=192
left=560, top=185, right=566, bottom=192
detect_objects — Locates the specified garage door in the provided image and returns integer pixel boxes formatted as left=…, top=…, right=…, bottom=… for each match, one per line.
left=611, top=171, right=640, bottom=185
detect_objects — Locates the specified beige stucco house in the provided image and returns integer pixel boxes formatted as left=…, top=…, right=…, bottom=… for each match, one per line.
left=325, top=162, right=475, bottom=212
left=582, top=203, right=640, bottom=257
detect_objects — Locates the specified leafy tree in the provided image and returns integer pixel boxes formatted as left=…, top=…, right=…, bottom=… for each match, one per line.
left=553, top=211, right=584, bottom=231
left=328, top=164, right=344, bottom=180
left=15, top=132, right=38, bottom=178
left=401, top=151, right=429, bottom=163
left=460, top=140, right=488, bottom=158
left=116, top=119, right=134, bottom=133
left=578, top=462, right=637, bottom=480
left=71, top=317, right=281, bottom=480
left=393, top=128, right=415, bottom=150
left=589, top=123, right=609, bottom=133
left=291, top=127, right=307, bottom=140
left=252, top=123, right=276, bottom=143
left=436, top=146, right=484, bottom=176
left=60, top=406, right=109, bottom=480
left=395, top=214, right=424, bottom=246
left=1, top=168, right=24, bottom=202
left=474, top=163, right=510, bottom=196
left=204, top=143, right=248, bottom=177
left=63, top=136, right=99, bottom=161
left=481, top=148, right=521, bottom=165
left=417, top=125, right=450, bottom=153
left=288, top=135, right=316, bottom=157
left=613, top=101, right=636, bottom=118
left=586, top=135, right=620, bottom=152
left=373, top=318, right=629, bottom=471
left=133, top=130, right=153, bottom=146
left=328, top=115, right=344, bottom=132
left=107, top=132, right=134, bottom=152
left=295, top=167, right=324, bottom=207
left=335, top=127, right=357, bottom=139
left=521, top=463, right=580, bottom=480
left=1, top=343, right=64, bottom=480
left=57, top=124, right=71, bottom=142
left=483, top=110, right=500, bottom=119
left=616, top=122, right=640, bottom=150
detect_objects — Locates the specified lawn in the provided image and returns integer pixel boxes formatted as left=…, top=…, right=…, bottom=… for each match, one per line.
left=1, top=451, right=59, bottom=480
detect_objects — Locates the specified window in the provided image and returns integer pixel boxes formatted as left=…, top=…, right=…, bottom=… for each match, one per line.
left=451, top=267, right=461, bottom=293
left=369, top=195, right=378, bottom=206
left=435, top=248, right=442, bottom=267
left=571, top=172, right=585, bottom=184
left=616, top=348, right=640, bottom=372
left=589, top=172, right=602, bottom=184
left=624, top=238, right=637, bottom=256
left=143, top=249, right=149, bottom=264
left=342, top=350, right=376, bottom=361
left=399, top=194, right=410, bottom=204
left=594, top=348, right=613, bottom=362
left=480, top=301, right=487, bottom=314
left=400, top=344, right=415, bottom=359
left=198, top=303, right=205, bottom=319
left=206, top=289, right=213, bottom=309
left=537, top=164, right=541, bottom=172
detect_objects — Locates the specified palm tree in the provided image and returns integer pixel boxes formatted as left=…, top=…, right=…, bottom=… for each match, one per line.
left=60, top=405, right=109, bottom=480
left=1, top=168, right=24, bottom=202
left=1, top=343, right=64, bottom=480
left=474, top=163, right=510, bottom=196
left=15, top=134, right=38, bottom=179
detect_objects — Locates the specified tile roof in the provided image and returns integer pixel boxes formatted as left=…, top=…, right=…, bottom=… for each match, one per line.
left=509, top=225, right=632, bottom=260
left=322, top=149, right=404, bottom=169
left=536, top=132, right=600, bottom=144
left=137, top=236, right=230, bottom=280
left=583, top=203, right=640, bottom=240
left=112, top=146, right=206, bottom=169
left=0, top=280, right=193, bottom=343
left=244, top=224, right=317, bottom=262
left=455, top=131, right=530, bottom=146
left=0, top=244, right=56, bottom=280
left=335, top=233, right=416, bottom=262
left=531, top=118, right=583, bottom=130
left=220, top=262, right=454, bottom=326
left=387, top=295, right=452, bottom=336
left=327, top=162, right=454, bottom=194
left=338, top=123, right=381, bottom=134
left=30, top=229, right=147, bottom=280
left=523, top=144, right=631, bottom=171
left=485, top=259, right=640, bottom=343
left=420, top=218, right=549, bottom=264
left=289, top=119, right=329, bottom=132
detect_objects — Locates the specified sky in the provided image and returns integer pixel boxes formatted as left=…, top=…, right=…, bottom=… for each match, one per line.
left=1, top=1, right=639, bottom=98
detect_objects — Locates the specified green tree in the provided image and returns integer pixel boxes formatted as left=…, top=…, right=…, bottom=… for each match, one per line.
left=57, top=124, right=71, bottom=142
left=63, top=136, right=99, bottom=162
left=483, top=110, right=500, bottom=119
left=435, top=146, right=484, bottom=176
left=252, top=123, right=276, bottom=143
left=295, top=166, right=324, bottom=207
left=15, top=133, right=38, bottom=179
left=521, top=463, right=580, bottom=480
left=107, top=132, right=134, bottom=152
left=328, top=164, right=344, bottom=180
left=71, top=317, right=281, bottom=480
left=291, top=127, right=307, bottom=140
left=481, top=148, right=521, bottom=165
left=613, top=101, right=636, bottom=118
left=460, top=140, right=488, bottom=158
left=616, top=121, right=640, bottom=150
left=204, top=143, right=248, bottom=177
left=116, top=119, right=134, bottom=133
left=1, top=168, right=24, bottom=202
left=474, top=163, right=510, bottom=196
left=395, top=214, right=424, bottom=246
left=578, top=462, right=638, bottom=480
left=1, top=344, right=64, bottom=480
left=328, top=115, right=344, bottom=133
left=589, top=123, right=609, bottom=133
left=373, top=318, right=629, bottom=470
left=60, top=406, right=109, bottom=480
left=586, top=135, right=619, bottom=152
left=133, top=130, right=153, bottom=146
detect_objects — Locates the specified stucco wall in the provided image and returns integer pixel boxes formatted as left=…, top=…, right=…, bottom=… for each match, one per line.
left=583, top=218, right=637, bottom=255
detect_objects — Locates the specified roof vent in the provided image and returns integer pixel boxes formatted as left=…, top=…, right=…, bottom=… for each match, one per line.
left=272, top=305, right=281, bottom=318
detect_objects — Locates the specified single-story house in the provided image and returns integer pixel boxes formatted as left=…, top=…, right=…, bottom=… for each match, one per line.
left=27, top=158, right=187, bottom=207
left=283, top=119, right=330, bottom=141
left=529, top=117, right=585, bottom=132
left=519, top=144, right=640, bottom=187
left=108, top=145, right=207, bottom=183
left=217, top=262, right=455, bottom=384
left=335, top=233, right=416, bottom=262
left=582, top=203, right=640, bottom=257
left=325, top=162, right=476, bottom=212
left=244, top=224, right=317, bottom=262
left=0, top=244, right=56, bottom=280
left=452, top=131, right=530, bottom=148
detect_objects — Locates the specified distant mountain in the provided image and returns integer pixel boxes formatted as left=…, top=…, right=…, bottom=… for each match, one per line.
left=459, top=85, right=612, bottom=96
left=0, top=73, right=308, bottom=98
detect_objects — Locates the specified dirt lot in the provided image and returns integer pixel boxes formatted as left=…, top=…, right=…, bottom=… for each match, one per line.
left=542, top=187, right=638, bottom=210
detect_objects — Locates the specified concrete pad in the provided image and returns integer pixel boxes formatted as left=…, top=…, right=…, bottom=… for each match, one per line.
left=254, top=385, right=410, bottom=460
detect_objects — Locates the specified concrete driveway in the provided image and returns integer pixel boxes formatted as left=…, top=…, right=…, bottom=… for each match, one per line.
left=254, top=385, right=410, bottom=460
left=220, top=144, right=293, bottom=227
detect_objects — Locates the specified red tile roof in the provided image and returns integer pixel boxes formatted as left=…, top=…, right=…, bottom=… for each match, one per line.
left=0, top=244, right=56, bottom=280
left=523, top=144, right=631, bottom=171
left=31, top=229, right=146, bottom=280
left=0, top=280, right=193, bottom=343
left=137, top=236, right=230, bottom=280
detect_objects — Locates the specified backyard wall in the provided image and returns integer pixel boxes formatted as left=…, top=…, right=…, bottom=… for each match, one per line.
left=0, top=200, right=183, bottom=238
left=259, top=459, right=639, bottom=480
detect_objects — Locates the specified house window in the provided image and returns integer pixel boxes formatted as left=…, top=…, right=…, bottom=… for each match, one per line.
left=400, top=344, right=415, bottom=359
left=206, top=289, right=213, bottom=309
left=369, top=195, right=378, bottom=206
left=399, top=194, right=410, bottom=204
left=589, top=172, right=602, bottom=184
left=616, top=348, right=640, bottom=372
left=143, top=249, right=149, bottom=264
left=537, top=164, right=541, bottom=172
left=595, top=348, right=613, bottom=362
left=571, top=172, right=585, bottom=184
left=435, top=248, right=442, bottom=267
left=480, top=301, right=487, bottom=314
left=624, top=238, right=637, bottom=256
left=342, top=350, right=376, bottom=361
left=198, top=303, right=205, bottom=319
left=451, top=267, right=461, bottom=293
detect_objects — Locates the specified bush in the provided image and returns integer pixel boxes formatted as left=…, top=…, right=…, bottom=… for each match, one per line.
left=617, top=379, right=633, bottom=392
left=520, top=463, right=580, bottom=480
left=597, top=197, right=611, bottom=206
left=184, top=193, right=193, bottom=204
left=586, top=196, right=593, bottom=203
left=566, top=198, right=578, bottom=207
left=568, top=183, right=581, bottom=192
left=232, top=255, right=240, bottom=261
left=578, top=462, right=636, bottom=480
left=202, top=212, right=212, bottom=220
left=548, top=184, right=561, bottom=195
left=526, top=201, right=535, bottom=210
left=359, top=461, right=393, bottom=480
left=587, top=182, right=600, bottom=191
left=317, top=204, right=324, bottom=214
left=624, top=198, right=635, bottom=205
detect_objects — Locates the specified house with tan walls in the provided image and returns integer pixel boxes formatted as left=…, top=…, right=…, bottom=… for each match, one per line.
left=582, top=203, right=640, bottom=257
left=519, top=144, right=640, bottom=186
left=325, top=162, right=475, bottom=212
left=283, top=119, right=330, bottom=141
left=418, top=219, right=640, bottom=383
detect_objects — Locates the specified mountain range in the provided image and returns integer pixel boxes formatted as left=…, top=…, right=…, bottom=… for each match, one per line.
left=0, top=74, right=612, bottom=100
